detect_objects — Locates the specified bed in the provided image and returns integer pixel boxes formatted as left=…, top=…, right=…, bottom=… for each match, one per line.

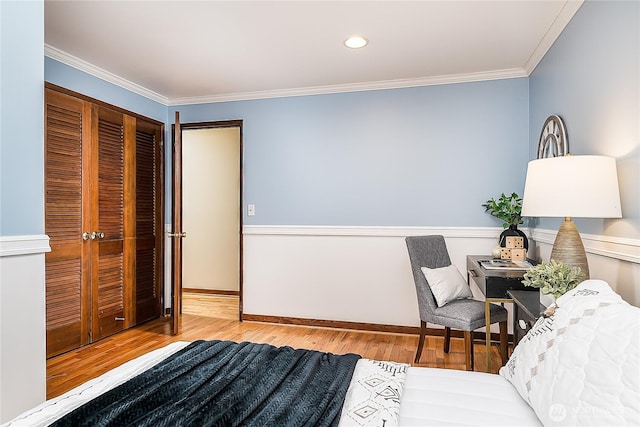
left=4, top=280, right=638, bottom=426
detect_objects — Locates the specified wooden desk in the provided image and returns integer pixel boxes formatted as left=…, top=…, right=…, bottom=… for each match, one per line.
left=466, top=255, right=537, bottom=371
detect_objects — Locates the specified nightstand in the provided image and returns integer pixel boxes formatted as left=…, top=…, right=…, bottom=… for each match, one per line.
left=508, top=290, right=546, bottom=346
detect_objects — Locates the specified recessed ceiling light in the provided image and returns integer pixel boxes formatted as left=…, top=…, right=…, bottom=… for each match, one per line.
left=344, top=35, right=368, bottom=49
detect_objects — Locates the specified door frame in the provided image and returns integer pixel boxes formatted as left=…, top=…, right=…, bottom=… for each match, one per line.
left=172, top=119, right=244, bottom=323
left=171, top=112, right=182, bottom=335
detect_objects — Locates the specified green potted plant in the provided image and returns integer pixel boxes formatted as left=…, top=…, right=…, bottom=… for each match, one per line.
left=482, top=192, right=528, bottom=250
left=522, top=260, right=583, bottom=306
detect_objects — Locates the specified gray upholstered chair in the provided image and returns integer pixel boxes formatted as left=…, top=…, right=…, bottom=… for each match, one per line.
left=405, top=235, right=508, bottom=371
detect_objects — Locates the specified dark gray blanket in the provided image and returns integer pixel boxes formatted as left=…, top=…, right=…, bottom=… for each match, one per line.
left=51, top=340, right=361, bottom=427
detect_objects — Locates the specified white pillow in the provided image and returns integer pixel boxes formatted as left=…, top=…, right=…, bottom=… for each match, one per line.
left=421, top=265, right=472, bottom=307
left=499, top=280, right=640, bottom=426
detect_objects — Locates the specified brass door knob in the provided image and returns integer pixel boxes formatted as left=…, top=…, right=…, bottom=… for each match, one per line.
left=168, top=232, right=187, bottom=238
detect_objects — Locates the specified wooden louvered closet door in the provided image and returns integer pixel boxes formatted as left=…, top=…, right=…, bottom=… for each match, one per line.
left=134, top=120, right=163, bottom=323
left=45, top=86, right=163, bottom=358
left=45, top=90, right=92, bottom=357
left=91, top=107, right=128, bottom=340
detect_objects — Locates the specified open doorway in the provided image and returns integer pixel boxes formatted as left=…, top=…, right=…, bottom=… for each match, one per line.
left=179, top=121, right=243, bottom=321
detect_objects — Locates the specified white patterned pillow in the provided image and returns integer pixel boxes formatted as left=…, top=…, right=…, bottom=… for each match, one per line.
left=339, top=359, right=408, bottom=426
left=421, top=265, right=472, bottom=307
left=499, top=280, right=640, bottom=426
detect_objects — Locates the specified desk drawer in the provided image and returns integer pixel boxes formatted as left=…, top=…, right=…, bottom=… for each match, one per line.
left=467, top=270, right=530, bottom=298
left=466, top=256, right=537, bottom=298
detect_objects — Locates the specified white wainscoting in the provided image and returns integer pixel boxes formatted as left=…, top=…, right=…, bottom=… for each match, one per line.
left=0, top=235, right=50, bottom=423
left=528, top=229, right=640, bottom=305
left=242, top=226, right=509, bottom=330
left=241, top=226, right=640, bottom=331
left=162, top=225, right=639, bottom=330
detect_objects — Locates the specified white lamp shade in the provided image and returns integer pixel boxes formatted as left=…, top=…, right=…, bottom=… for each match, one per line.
left=521, top=155, right=622, bottom=218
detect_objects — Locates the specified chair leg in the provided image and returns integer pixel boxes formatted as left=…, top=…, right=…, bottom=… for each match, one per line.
left=415, top=321, right=427, bottom=363
left=443, top=327, right=451, bottom=353
left=499, top=320, right=508, bottom=365
left=464, top=331, right=474, bottom=371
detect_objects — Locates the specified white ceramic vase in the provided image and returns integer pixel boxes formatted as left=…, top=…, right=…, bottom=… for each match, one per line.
left=491, top=245, right=502, bottom=259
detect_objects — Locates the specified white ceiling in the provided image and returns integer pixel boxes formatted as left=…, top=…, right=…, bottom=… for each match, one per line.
left=44, top=1, right=583, bottom=105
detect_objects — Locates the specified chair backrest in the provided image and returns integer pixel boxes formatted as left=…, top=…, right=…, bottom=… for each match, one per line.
left=405, top=235, right=452, bottom=322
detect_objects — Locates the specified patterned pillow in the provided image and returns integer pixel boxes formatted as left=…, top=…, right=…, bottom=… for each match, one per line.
left=340, top=359, right=409, bottom=426
left=421, top=265, right=472, bottom=307
left=499, top=280, right=640, bottom=426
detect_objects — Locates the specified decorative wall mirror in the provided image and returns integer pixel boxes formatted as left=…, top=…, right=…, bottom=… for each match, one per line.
left=537, top=115, right=568, bottom=158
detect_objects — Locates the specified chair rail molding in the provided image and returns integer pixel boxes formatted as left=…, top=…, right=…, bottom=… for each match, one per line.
left=0, top=235, right=51, bottom=257
left=243, top=225, right=639, bottom=264
left=529, top=228, right=639, bottom=264
left=242, top=225, right=505, bottom=239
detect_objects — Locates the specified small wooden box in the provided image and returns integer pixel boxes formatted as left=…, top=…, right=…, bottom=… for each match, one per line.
left=511, top=248, right=526, bottom=261
left=500, top=248, right=512, bottom=260
left=506, top=236, right=524, bottom=249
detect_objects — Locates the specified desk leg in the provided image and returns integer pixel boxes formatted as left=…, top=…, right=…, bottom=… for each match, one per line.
left=513, top=303, right=520, bottom=347
left=485, top=299, right=491, bottom=372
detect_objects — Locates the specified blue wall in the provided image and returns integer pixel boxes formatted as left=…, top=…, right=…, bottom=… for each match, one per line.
left=4, top=0, right=637, bottom=238
left=44, top=57, right=530, bottom=228
left=0, top=1, right=44, bottom=236
left=529, top=0, right=639, bottom=239
left=170, top=79, right=529, bottom=226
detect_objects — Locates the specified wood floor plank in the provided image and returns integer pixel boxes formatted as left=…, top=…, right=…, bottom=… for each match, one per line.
left=46, top=294, right=504, bottom=399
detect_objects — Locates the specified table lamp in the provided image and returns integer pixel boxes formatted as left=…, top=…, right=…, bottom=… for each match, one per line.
left=521, top=155, right=622, bottom=278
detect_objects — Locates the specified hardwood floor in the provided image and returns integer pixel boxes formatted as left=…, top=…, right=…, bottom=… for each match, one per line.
left=47, top=294, right=505, bottom=399
left=182, top=292, right=239, bottom=320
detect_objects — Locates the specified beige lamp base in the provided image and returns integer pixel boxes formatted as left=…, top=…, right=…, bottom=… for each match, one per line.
left=550, top=217, right=590, bottom=279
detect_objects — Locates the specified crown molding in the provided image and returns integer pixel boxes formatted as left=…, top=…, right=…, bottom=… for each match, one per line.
left=45, top=44, right=169, bottom=106
left=46, top=0, right=581, bottom=107
left=46, top=44, right=527, bottom=107
left=168, top=69, right=528, bottom=106
left=524, top=0, right=584, bottom=74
